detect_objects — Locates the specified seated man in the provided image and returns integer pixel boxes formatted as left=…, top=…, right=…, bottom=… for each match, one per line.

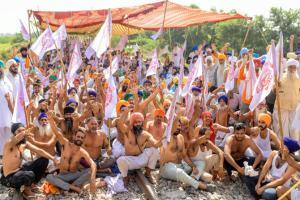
left=146, top=109, right=167, bottom=141
left=242, top=137, right=297, bottom=200
left=249, top=113, right=280, bottom=160
left=82, top=117, right=114, bottom=172
left=0, top=123, right=56, bottom=198
left=116, top=112, right=163, bottom=185
left=46, top=113, right=97, bottom=194
left=224, top=122, right=262, bottom=177
left=160, top=117, right=214, bottom=191
left=187, top=127, right=225, bottom=182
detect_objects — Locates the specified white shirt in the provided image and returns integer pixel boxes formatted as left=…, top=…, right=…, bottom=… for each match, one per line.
left=6, top=72, right=19, bottom=99
left=0, top=77, right=13, bottom=127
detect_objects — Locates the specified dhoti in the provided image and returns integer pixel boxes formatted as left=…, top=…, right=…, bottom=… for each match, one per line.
left=117, top=147, right=159, bottom=177
left=273, top=108, right=299, bottom=141
left=0, top=127, right=12, bottom=155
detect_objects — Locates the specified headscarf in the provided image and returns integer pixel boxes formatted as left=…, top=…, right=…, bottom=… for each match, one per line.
left=38, top=112, right=48, bottom=121
left=0, top=60, right=4, bottom=69
left=286, top=58, right=299, bottom=68
left=284, top=137, right=300, bottom=154
left=218, top=95, right=228, bottom=104
left=68, top=87, right=78, bottom=95
left=154, top=109, right=165, bottom=118
left=201, top=111, right=215, bottom=143
left=130, top=112, right=144, bottom=125
left=258, top=113, right=272, bottom=127
left=191, top=86, right=201, bottom=93
left=116, top=100, right=129, bottom=113
left=87, top=89, right=97, bottom=97
left=11, top=123, right=24, bottom=134
left=123, top=93, right=134, bottom=101
left=66, top=98, right=78, bottom=107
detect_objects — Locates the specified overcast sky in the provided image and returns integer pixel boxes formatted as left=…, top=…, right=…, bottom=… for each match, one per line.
left=1, top=0, right=299, bottom=34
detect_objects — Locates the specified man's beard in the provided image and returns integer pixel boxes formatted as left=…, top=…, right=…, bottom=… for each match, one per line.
left=37, top=124, right=52, bottom=137
left=155, top=119, right=162, bottom=125
left=9, top=68, right=18, bottom=75
left=287, top=71, right=297, bottom=80
left=259, top=125, right=267, bottom=131
left=255, top=108, right=267, bottom=122
left=74, top=140, right=82, bottom=146
left=64, top=117, right=73, bottom=133
left=132, top=125, right=143, bottom=135
left=173, top=128, right=181, bottom=136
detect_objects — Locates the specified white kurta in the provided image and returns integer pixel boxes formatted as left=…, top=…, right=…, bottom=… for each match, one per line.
left=6, top=72, right=19, bottom=99
left=0, top=77, right=13, bottom=155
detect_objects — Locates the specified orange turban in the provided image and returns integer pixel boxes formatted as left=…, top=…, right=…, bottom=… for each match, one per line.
left=130, top=112, right=144, bottom=125
left=258, top=113, right=272, bottom=127
left=218, top=53, right=226, bottom=60
left=116, top=100, right=129, bottom=113
left=154, top=109, right=165, bottom=118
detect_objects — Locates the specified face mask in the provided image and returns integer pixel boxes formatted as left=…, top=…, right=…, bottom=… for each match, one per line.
left=132, top=125, right=143, bottom=135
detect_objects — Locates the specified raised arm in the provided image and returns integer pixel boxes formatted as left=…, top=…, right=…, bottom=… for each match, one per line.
left=139, top=87, right=160, bottom=110
left=48, top=111, right=68, bottom=145
left=25, top=141, right=55, bottom=161
left=81, top=149, right=97, bottom=193
left=206, top=94, right=218, bottom=110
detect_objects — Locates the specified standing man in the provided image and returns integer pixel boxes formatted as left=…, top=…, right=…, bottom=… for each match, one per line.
left=273, top=59, right=300, bottom=141
left=5, top=59, right=20, bottom=98
left=0, top=60, right=14, bottom=156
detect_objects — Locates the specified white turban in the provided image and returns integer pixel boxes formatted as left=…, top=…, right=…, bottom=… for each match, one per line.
left=286, top=58, right=299, bottom=68
left=205, top=56, right=213, bottom=63
left=5, top=59, right=17, bottom=69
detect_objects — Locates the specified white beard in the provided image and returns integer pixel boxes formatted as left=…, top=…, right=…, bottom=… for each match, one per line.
left=37, top=124, right=52, bottom=137
left=69, top=94, right=79, bottom=103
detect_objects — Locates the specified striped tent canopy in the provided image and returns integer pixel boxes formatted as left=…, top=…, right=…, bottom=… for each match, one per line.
left=32, top=1, right=250, bottom=35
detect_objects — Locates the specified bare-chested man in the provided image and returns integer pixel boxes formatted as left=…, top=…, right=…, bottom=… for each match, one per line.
left=146, top=109, right=167, bottom=140
left=46, top=114, right=97, bottom=194
left=159, top=117, right=214, bottom=191
left=224, top=122, right=262, bottom=176
left=27, top=112, right=56, bottom=156
left=116, top=112, right=164, bottom=185
left=0, top=123, right=56, bottom=198
left=82, top=117, right=114, bottom=171
left=82, top=89, right=104, bottom=126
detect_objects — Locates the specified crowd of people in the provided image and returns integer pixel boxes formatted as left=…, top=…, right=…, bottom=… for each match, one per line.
left=0, top=35, right=299, bottom=200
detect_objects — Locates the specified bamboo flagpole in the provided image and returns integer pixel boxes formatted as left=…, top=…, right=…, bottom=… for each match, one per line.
left=278, top=180, right=300, bottom=200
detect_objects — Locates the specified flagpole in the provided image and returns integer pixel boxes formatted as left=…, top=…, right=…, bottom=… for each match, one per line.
left=273, top=39, right=284, bottom=140
left=108, top=8, right=112, bottom=152
left=27, top=10, right=32, bottom=45
left=158, top=0, right=168, bottom=54
left=278, top=179, right=300, bottom=200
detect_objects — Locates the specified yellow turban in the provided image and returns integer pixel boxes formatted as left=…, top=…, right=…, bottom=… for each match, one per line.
left=218, top=53, right=226, bottom=60
left=122, top=78, right=131, bottom=85
left=258, top=113, right=272, bottom=127
left=116, top=100, right=129, bottom=113
left=182, top=76, right=188, bottom=85
left=172, top=77, right=179, bottom=84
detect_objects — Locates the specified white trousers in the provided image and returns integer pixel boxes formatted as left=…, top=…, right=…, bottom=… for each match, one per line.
left=273, top=109, right=299, bottom=141
left=112, top=139, right=125, bottom=159
left=117, top=147, right=159, bottom=177
left=0, top=127, right=11, bottom=155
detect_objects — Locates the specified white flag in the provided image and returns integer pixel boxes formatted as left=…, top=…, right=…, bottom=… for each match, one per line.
left=249, top=43, right=275, bottom=111
left=46, top=24, right=67, bottom=51
left=115, top=35, right=128, bottom=51
left=181, top=56, right=203, bottom=96
left=225, top=50, right=236, bottom=93
left=67, top=42, right=82, bottom=82
left=151, top=27, right=163, bottom=40
left=19, top=20, right=30, bottom=41
left=104, top=75, right=118, bottom=119
left=85, top=10, right=112, bottom=59
left=164, top=88, right=179, bottom=144
left=103, top=56, right=119, bottom=79
left=159, top=45, right=169, bottom=55
left=275, top=32, right=283, bottom=79
left=30, top=27, right=54, bottom=60
left=146, top=49, right=159, bottom=77
left=243, top=57, right=258, bottom=103
left=12, top=74, right=29, bottom=126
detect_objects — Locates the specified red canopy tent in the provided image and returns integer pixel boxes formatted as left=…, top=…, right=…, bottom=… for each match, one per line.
left=32, top=1, right=250, bottom=35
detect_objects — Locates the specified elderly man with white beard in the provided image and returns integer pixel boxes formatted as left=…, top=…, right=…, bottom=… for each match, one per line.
left=27, top=112, right=57, bottom=156
left=273, top=58, right=300, bottom=141
left=0, top=60, right=14, bottom=157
